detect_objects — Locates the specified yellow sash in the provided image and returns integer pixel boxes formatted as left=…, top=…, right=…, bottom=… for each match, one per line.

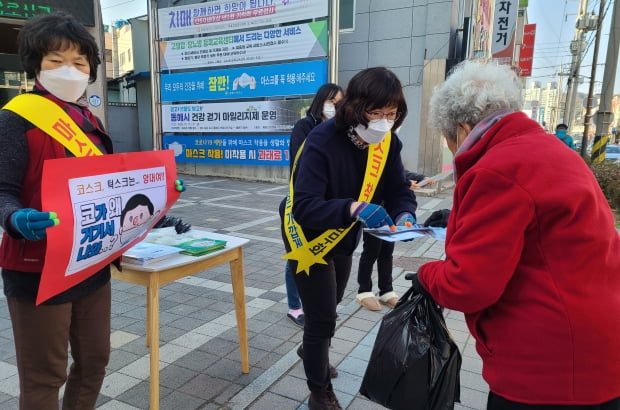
left=283, top=131, right=391, bottom=275
left=2, top=93, right=103, bottom=157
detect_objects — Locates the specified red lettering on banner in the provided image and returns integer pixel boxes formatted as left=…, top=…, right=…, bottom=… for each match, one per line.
left=362, top=182, right=374, bottom=202
left=75, top=139, right=87, bottom=154
left=368, top=142, right=387, bottom=178
left=142, top=172, right=166, bottom=184
left=258, top=149, right=281, bottom=161
left=52, top=118, right=77, bottom=142
left=369, top=154, right=381, bottom=178
left=373, top=141, right=386, bottom=154
left=193, top=6, right=274, bottom=25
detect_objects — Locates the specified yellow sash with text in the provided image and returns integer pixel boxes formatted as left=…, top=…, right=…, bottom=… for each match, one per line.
left=2, top=93, right=103, bottom=157
left=283, top=132, right=391, bottom=275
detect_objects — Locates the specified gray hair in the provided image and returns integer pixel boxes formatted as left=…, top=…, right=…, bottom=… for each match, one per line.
left=428, top=60, right=522, bottom=142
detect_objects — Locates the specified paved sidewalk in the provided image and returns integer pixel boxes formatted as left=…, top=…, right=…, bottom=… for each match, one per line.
left=0, top=175, right=489, bottom=409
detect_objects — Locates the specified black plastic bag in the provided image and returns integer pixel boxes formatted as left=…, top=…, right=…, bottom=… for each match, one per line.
left=359, top=288, right=461, bottom=410
left=423, top=209, right=451, bottom=228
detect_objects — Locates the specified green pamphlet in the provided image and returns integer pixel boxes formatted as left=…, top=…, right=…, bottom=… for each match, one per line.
left=176, top=238, right=227, bottom=256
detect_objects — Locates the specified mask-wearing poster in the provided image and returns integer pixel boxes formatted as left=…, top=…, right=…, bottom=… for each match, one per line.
left=38, top=150, right=180, bottom=304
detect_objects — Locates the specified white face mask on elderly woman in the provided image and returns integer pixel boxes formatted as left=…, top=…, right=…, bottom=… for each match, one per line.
left=37, top=65, right=89, bottom=102
left=354, top=119, right=394, bottom=144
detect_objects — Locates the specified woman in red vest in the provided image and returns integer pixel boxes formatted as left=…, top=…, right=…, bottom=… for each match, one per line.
left=0, top=13, right=114, bottom=409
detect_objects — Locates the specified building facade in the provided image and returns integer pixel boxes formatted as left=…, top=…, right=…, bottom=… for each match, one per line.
left=149, top=0, right=466, bottom=182
left=0, top=0, right=108, bottom=121
left=0, top=0, right=541, bottom=183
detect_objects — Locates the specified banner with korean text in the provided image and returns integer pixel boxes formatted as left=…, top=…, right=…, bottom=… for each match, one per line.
left=518, top=24, right=536, bottom=76
left=491, top=0, right=518, bottom=64
left=160, top=21, right=328, bottom=70
left=38, top=150, right=180, bottom=304
left=158, top=0, right=328, bottom=38
left=161, top=60, right=328, bottom=102
left=162, top=99, right=312, bottom=133
left=164, top=135, right=289, bottom=165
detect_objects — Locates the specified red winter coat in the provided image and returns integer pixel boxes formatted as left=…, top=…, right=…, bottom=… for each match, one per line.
left=418, top=112, right=620, bottom=404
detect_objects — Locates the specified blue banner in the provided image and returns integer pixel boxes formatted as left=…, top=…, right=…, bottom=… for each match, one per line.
left=164, top=135, right=290, bottom=166
left=160, top=59, right=327, bottom=102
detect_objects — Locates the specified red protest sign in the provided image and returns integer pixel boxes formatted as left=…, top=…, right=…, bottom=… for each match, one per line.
left=38, top=150, right=180, bottom=305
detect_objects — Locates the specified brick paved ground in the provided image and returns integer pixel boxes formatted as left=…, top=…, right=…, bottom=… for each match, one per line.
left=0, top=175, right=489, bottom=409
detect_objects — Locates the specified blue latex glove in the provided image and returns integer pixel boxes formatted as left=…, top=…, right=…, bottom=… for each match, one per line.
left=353, top=202, right=394, bottom=229
left=175, top=179, right=186, bottom=192
left=10, top=208, right=59, bottom=241
left=395, top=212, right=416, bottom=227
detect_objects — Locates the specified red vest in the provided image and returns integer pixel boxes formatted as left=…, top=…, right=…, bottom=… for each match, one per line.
left=0, top=103, right=112, bottom=272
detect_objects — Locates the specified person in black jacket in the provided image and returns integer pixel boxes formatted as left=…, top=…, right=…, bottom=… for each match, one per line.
left=0, top=14, right=184, bottom=409
left=281, top=67, right=416, bottom=409
left=285, top=83, right=343, bottom=327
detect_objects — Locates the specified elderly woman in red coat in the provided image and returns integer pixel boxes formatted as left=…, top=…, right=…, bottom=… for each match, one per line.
left=410, top=60, right=620, bottom=409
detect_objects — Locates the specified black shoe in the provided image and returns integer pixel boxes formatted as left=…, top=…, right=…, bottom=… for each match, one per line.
left=287, top=313, right=305, bottom=327
left=297, top=345, right=338, bottom=378
left=309, top=385, right=342, bottom=410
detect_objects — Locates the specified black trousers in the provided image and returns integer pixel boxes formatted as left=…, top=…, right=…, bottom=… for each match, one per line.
left=292, top=254, right=352, bottom=392
left=357, top=231, right=394, bottom=295
left=488, top=392, right=620, bottom=410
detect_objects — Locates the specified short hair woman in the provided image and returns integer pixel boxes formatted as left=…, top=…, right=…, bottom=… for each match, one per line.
left=411, top=60, right=620, bottom=409
left=0, top=13, right=113, bottom=408
left=281, top=67, right=416, bottom=409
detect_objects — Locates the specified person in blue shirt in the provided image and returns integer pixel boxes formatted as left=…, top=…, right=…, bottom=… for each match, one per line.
left=555, top=123, right=574, bottom=149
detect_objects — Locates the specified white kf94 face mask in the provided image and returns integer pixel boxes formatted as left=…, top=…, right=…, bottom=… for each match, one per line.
left=354, top=119, right=394, bottom=144
left=38, top=65, right=90, bottom=102
left=323, top=103, right=336, bottom=119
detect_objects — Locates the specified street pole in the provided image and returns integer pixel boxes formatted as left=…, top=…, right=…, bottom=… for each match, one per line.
left=564, top=0, right=589, bottom=130
left=555, top=66, right=566, bottom=126
left=147, top=0, right=162, bottom=151
left=329, top=0, right=340, bottom=84
left=592, top=0, right=620, bottom=163
left=581, top=0, right=604, bottom=157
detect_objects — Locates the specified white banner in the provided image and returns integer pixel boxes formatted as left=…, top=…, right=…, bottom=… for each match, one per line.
left=491, top=0, right=518, bottom=55
left=162, top=99, right=312, bottom=133
left=158, top=0, right=328, bottom=38
left=160, top=21, right=327, bottom=70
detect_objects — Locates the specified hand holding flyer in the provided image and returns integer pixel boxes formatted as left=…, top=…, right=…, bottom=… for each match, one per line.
left=364, top=225, right=447, bottom=242
left=417, top=170, right=454, bottom=188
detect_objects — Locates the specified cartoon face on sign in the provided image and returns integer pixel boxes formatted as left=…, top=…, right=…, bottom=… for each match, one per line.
left=119, top=193, right=160, bottom=245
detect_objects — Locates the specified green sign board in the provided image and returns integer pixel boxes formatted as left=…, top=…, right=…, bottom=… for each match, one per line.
left=0, top=0, right=95, bottom=26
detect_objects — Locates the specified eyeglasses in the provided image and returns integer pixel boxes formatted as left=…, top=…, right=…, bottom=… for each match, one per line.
left=365, top=110, right=401, bottom=121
